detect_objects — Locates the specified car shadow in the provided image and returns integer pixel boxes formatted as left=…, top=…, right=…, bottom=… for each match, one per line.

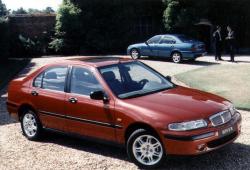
left=140, top=57, right=220, bottom=66
left=39, top=131, right=250, bottom=169
left=39, top=130, right=129, bottom=161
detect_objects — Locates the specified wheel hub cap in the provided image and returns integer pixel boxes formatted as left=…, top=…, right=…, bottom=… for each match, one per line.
left=23, top=113, right=37, bottom=137
left=132, top=135, right=163, bottom=166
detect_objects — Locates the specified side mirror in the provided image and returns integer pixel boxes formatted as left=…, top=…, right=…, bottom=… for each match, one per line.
left=145, top=41, right=149, bottom=45
left=90, top=91, right=109, bottom=102
left=165, top=76, right=171, bottom=81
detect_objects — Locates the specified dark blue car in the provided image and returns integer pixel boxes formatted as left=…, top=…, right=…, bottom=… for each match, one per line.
left=127, top=34, right=206, bottom=63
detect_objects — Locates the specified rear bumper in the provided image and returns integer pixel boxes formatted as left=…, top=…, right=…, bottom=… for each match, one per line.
left=182, top=51, right=207, bottom=59
left=6, top=101, right=19, bottom=121
left=162, top=112, right=241, bottom=155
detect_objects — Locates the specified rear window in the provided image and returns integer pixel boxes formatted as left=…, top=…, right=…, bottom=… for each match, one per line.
left=177, top=35, right=194, bottom=42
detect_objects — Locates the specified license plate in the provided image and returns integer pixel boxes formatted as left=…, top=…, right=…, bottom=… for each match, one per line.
left=220, top=126, right=234, bottom=136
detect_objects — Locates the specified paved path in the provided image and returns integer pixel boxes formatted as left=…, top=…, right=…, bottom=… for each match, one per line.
left=1, top=55, right=250, bottom=170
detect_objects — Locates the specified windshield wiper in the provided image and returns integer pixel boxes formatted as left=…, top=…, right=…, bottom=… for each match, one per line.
left=122, top=86, right=175, bottom=99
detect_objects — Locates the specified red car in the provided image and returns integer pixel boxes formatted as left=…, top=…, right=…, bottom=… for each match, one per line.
left=7, top=57, right=241, bottom=168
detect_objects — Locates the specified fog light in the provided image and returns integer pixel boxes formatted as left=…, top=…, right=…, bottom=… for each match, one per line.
left=197, top=144, right=207, bottom=151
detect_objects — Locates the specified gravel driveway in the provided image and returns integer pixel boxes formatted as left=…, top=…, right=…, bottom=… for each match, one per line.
left=1, top=56, right=250, bottom=170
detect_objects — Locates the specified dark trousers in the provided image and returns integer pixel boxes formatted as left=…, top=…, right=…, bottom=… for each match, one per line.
left=215, top=42, right=222, bottom=60
left=228, top=40, right=235, bottom=61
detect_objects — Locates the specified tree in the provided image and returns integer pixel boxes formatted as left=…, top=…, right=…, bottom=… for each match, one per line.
left=162, top=0, right=250, bottom=47
left=43, top=7, right=55, bottom=14
left=0, top=0, right=8, bottom=16
left=49, top=0, right=82, bottom=54
left=27, top=8, right=42, bottom=14
left=12, top=7, right=27, bottom=15
left=50, top=0, right=163, bottom=54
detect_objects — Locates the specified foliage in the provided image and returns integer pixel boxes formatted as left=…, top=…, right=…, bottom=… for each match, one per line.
left=12, top=7, right=28, bottom=15
left=13, top=7, right=55, bottom=15
left=51, top=0, right=163, bottom=54
left=163, top=0, right=250, bottom=42
left=0, top=17, right=10, bottom=60
left=43, top=7, right=55, bottom=14
left=0, top=0, right=8, bottom=16
left=49, top=0, right=82, bottom=54
left=17, top=33, right=54, bottom=57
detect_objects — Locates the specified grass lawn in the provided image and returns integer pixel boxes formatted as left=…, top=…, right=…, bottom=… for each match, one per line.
left=0, top=59, right=30, bottom=90
left=175, top=64, right=250, bottom=110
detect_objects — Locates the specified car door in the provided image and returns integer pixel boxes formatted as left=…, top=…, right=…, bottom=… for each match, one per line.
left=31, top=66, right=68, bottom=131
left=141, top=35, right=162, bottom=56
left=64, top=66, right=116, bottom=142
left=158, top=36, right=176, bottom=57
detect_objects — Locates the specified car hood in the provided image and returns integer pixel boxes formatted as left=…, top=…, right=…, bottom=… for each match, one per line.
left=121, top=86, right=231, bottom=122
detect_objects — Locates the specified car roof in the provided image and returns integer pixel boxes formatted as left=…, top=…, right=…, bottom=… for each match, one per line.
left=46, top=56, right=134, bottom=68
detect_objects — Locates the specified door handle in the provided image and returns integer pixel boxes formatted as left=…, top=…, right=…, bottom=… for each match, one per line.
left=31, top=90, right=38, bottom=96
left=68, top=97, right=78, bottom=104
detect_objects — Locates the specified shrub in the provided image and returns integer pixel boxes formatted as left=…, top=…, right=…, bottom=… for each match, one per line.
left=0, top=17, right=10, bottom=60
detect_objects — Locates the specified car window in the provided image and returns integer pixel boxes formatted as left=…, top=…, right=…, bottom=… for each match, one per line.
left=33, top=72, right=43, bottom=87
left=70, top=67, right=103, bottom=96
left=147, top=35, right=162, bottom=44
left=160, top=37, right=176, bottom=44
left=176, top=35, right=194, bottom=42
left=42, top=67, right=68, bottom=92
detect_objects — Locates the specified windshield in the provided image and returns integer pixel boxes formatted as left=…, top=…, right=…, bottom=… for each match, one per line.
left=177, top=35, right=194, bottom=42
left=99, top=61, right=174, bottom=99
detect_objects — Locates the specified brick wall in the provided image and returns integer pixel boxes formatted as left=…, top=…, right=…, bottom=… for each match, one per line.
left=9, top=14, right=56, bottom=39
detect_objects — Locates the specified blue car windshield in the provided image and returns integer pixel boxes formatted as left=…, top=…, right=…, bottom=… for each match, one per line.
left=99, top=61, right=174, bottom=99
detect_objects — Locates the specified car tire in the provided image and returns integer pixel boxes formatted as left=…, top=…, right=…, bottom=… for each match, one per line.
left=21, top=109, right=43, bottom=141
left=130, top=48, right=141, bottom=59
left=127, top=129, right=165, bottom=169
left=171, top=52, right=182, bottom=63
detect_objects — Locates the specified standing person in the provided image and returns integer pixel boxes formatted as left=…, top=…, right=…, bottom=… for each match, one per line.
left=213, top=26, right=223, bottom=61
left=226, top=25, right=235, bottom=62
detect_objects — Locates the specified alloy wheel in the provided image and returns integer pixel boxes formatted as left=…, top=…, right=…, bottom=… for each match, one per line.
left=22, top=112, right=38, bottom=138
left=132, top=135, right=163, bottom=166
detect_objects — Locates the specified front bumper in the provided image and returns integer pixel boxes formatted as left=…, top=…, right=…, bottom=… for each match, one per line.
left=162, top=112, right=242, bottom=155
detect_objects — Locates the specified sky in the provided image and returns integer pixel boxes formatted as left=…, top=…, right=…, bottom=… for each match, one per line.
left=2, top=0, right=63, bottom=11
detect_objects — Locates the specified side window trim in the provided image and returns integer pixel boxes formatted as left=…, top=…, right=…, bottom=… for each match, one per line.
left=65, top=66, right=72, bottom=93
left=33, top=71, right=45, bottom=88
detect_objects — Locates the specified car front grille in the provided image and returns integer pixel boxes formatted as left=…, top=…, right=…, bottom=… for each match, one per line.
left=209, top=110, right=232, bottom=127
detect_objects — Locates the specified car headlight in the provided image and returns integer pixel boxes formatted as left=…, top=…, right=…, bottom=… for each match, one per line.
left=229, top=105, right=236, bottom=116
left=168, top=119, right=207, bottom=131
